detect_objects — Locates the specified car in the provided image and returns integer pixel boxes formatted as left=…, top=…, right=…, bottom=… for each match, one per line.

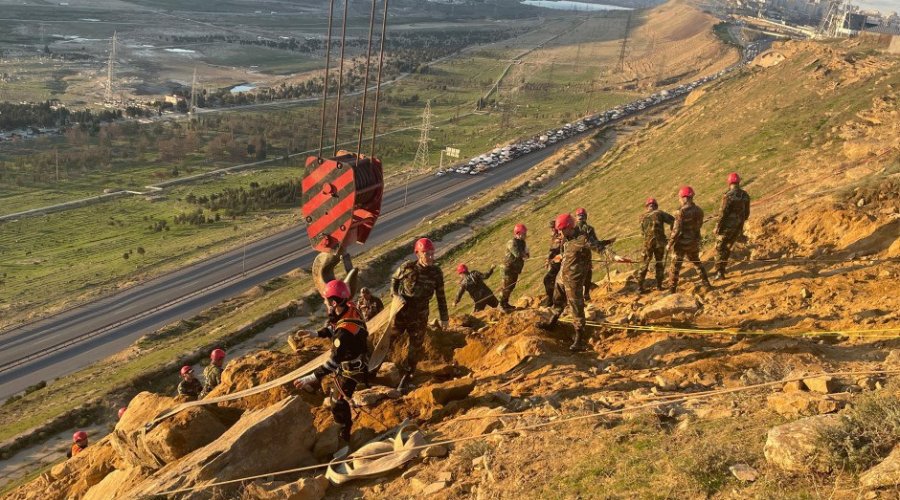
left=436, top=171, right=445, bottom=176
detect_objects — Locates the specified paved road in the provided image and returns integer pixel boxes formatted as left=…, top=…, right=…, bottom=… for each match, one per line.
left=0, top=137, right=571, bottom=399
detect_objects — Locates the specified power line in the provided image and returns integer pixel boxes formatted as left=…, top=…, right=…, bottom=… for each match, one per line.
left=105, top=31, right=117, bottom=104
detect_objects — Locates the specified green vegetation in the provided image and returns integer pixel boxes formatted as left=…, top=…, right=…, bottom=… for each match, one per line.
left=820, top=385, right=900, bottom=472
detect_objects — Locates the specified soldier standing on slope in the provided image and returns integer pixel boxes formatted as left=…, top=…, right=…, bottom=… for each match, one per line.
left=667, top=186, right=712, bottom=292
left=356, top=287, right=384, bottom=321
left=542, top=220, right=563, bottom=307
left=389, top=238, right=449, bottom=392
left=499, top=224, right=529, bottom=312
left=573, top=208, right=600, bottom=300
left=202, top=348, right=226, bottom=396
left=638, top=197, right=675, bottom=293
left=539, top=213, right=607, bottom=352
left=713, top=172, right=751, bottom=280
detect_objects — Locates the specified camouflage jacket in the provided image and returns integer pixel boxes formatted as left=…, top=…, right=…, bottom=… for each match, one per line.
left=671, top=201, right=705, bottom=248
left=391, top=260, right=449, bottom=322
left=547, top=230, right=563, bottom=263
left=202, top=364, right=222, bottom=395
left=640, top=209, right=675, bottom=248
left=455, top=268, right=495, bottom=305
left=357, top=294, right=384, bottom=321
left=504, top=238, right=528, bottom=273
left=557, top=228, right=594, bottom=286
left=177, top=377, right=203, bottom=400
left=716, top=187, right=751, bottom=232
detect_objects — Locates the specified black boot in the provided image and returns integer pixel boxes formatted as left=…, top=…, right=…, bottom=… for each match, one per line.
left=569, top=328, right=588, bottom=352
left=637, top=270, right=648, bottom=294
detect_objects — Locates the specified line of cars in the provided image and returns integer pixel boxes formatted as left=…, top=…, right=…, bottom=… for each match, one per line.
left=435, top=38, right=764, bottom=178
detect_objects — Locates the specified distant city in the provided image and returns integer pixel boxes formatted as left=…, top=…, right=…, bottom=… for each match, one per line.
left=719, top=0, right=900, bottom=36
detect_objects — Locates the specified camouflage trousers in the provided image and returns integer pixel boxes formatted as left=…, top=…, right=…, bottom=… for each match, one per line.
left=387, top=320, right=427, bottom=375
left=500, top=270, right=521, bottom=306
left=639, top=243, right=665, bottom=289
left=714, top=227, right=741, bottom=276
left=668, top=243, right=710, bottom=290
left=551, top=280, right=585, bottom=332
left=542, top=263, right=561, bottom=305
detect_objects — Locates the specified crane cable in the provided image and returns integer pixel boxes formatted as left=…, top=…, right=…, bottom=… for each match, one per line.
left=356, top=0, right=379, bottom=159
left=316, top=0, right=336, bottom=158
left=332, top=0, right=350, bottom=155
left=370, top=0, right=389, bottom=158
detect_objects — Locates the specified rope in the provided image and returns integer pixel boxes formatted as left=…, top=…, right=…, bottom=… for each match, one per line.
left=332, top=0, right=350, bottom=156
left=317, top=0, right=336, bottom=158
left=369, top=0, right=389, bottom=158
left=156, top=368, right=900, bottom=495
left=356, top=0, right=378, bottom=160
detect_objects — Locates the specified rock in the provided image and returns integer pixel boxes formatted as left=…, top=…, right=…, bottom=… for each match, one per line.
left=767, top=392, right=829, bottom=417
left=8, top=437, right=120, bottom=500
left=243, top=475, right=329, bottom=500
left=424, top=445, right=449, bottom=458
left=858, top=377, right=878, bottom=391
left=83, top=467, right=150, bottom=500
left=439, top=407, right=505, bottom=437
left=857, top=197, right=867, bottom=207
left=783, top=380, right=807, bottom=392
left=375, top=362, right=402, bottom=387
left=312, top=424, right=342, bottom=461
left=800, top=287, right=813, bottom=299
left=884, top=350, right=900, bottom=367
left=764, top=415, right=840, bottom=473
left=132, top=396, right=318, bottom=498
left=353, top=386, right=401, bottom=407
left=410, top=377, right=476, bottom=406
left=729, top=463, right=759, bottom=482
left=205, top=350, right=301, bottom=411
left=693, top=407, right=734, bottom=420
left=436, top=471, right=453, bottom=482
left=804, top=376, right=837, bottom=394
left=423, top=481, right=448, bottom=495
left=639, top=293, right=700, bottom=322
left=860, top=445, right=900, bottom=490
left=110, top=391, right=229, bottom=469
left=410, top=477, right=428, bottom=492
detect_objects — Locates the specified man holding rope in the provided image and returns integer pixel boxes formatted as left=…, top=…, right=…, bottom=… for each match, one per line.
left=294, top=280, right=370, bottom=443
left=638, top=197, right=674, bottom=293
left=453, top=263, right=499, bottom=312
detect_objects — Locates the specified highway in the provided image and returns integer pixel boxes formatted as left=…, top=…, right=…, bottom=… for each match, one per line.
left=0, top=137, right=572, bottom=399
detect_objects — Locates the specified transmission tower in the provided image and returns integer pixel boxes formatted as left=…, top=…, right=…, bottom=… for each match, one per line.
left=616, top=11, right=633, bottom=74
left=189, top=67, right=198, bottom=116
left=413, top=100, right=432, bottom=170
left=817, top=0, right=846, bottom=38
left=105, top=31, right=117, bottom=103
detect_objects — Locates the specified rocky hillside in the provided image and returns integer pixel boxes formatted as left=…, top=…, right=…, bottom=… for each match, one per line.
left=5, top=38, right=900, bottom=500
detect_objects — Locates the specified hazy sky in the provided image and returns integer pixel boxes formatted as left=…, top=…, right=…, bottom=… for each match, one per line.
left=852, top=0, right=898, bottom=15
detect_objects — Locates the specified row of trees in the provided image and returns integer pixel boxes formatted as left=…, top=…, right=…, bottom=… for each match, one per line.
left=185, top=180, right=299, bottom=217
left=0, top=102, right=153, bottom=132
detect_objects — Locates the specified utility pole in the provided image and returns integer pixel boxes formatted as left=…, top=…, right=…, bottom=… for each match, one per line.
left=55, top=150, right=59, bottom=182
left=405, top=100, right=432, bottom=206
left=817, top=0, right=846, bottom=38
left=105, top=31, right=117, bottom=104
left=616, top=12, right=632, bottom=74
left=189, top=67, right=198, bottom=117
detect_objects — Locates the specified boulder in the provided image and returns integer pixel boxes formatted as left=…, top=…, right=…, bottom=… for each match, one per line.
left=374, top=362, right=402, bottom=387
left=783, top=380, right=806, bottom=392
left=132, top=396, right=318, bottom=498
left=6, top=437, right=119, bottom=500
left=242, top=475, right=329, bottom=500
left=639, top=293, right=700, bottom=322
left=205, top=350, right=302, bottom=410
left=860, top=445, right=900, bottom=490
left=410, top=377, right=476, bottom=407
left=312, top=423, right=342, bottom=461
left=766, top=391, right=847, bottom=417
left=438, top=406, right=506, bottom=438
left=83, top=467, right=149, bottom=500
left=353, top=386, right=402, bottom=407
left=729, top=463, right=759, bottom=482
left=110, top=391, right=228, bottom=469
left=803, top=376, right=837, bottom=394
left=764, top=415, right=840, bottom=473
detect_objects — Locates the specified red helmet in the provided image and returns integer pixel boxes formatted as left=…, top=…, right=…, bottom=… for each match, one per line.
left=324, top=279, right=351, bottom=300
left=646, top=197, right=658, bottom=207
left=456, top=263, right=469, bottom=274
left=180, top=365, right=193, bottom=376
left=413, top=238, right=435, bottom=254
left=73, top=431, right=88, bottom=443
left=727, top=172, right=741, bottom=184
left=679, top=186, right=695, bottom=198
left=117, top=407, right=127, bottom=419
left=555, top=213, right=575, bottom=231
left=575, top=208, right=587, bottom=218
left=210, top=348, right=226, bottom=362
left=514, top=223, right=527, bottom=236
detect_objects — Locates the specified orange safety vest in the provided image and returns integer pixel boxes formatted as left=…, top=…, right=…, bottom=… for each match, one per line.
left=335, top=302, right=366, bottom=336
left=71, top=443, right=86, bottom=457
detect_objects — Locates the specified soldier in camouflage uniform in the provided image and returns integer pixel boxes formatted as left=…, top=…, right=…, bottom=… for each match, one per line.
left=454, top=263, right=499, bottom=312
left=389, top=238, right=449, bottom=391
left=573, top=208, right=598, bottom=300
left=638, top=198, right=675, bottom=293
left=539, top=213, right=609, bottom=352
left=499, top=224, right=530, bottom=311
left=356, top=287, right=384, bottom=321
left=667, top=186, right=712, bottom=292
left=177, top=365, right=203, bottom=401
left=542, top=220, right=563, bottom=307
left=202, top=348, right=226, bottom=396
left=713, top=173, right=751, bottom=280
